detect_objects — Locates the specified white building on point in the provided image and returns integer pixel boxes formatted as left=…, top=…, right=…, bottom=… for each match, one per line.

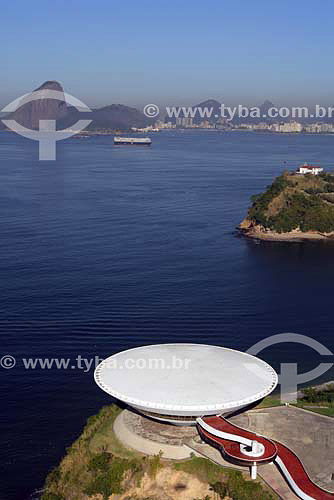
left=94, top=344, right=277, bottom=424
left=297, top=162, right=324, bottom=175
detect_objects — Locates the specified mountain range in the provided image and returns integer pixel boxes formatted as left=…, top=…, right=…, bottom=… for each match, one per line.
left=1, top=81, right=333, bottom=131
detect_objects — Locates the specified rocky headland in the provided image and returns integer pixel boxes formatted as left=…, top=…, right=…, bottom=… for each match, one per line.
left=239, top=171, right=334, bottom=242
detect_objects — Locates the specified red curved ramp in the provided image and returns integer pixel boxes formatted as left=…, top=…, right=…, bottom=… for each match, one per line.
left=197, top=416, right=334, bottom=500
left=274, top=441, right=334, bottom=500
left=197, top=415, right=277, bottom=464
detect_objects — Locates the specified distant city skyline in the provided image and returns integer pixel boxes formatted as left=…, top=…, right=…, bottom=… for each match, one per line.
left=2, top=0, right=334, bottom=109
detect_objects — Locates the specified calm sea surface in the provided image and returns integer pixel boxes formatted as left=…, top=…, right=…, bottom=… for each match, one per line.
left=1, top=130, right=334, bottom=499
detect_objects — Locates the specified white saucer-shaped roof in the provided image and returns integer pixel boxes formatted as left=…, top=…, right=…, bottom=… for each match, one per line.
left=94, top=344, right=278, bottom=417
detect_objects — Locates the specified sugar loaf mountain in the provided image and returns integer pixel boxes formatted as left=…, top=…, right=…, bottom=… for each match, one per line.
left=0, top=80, right=152, bottom=131
left=240, top=170, right=334, bottom=241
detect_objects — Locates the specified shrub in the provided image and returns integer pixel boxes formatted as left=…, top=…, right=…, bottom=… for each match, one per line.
left=84, top=474, right=114, bottom=500
left=302, top=385, right=334, bottom=404
left=224, top=471, right=274, bottom=500
left=88, top=451, right=112, bottom=472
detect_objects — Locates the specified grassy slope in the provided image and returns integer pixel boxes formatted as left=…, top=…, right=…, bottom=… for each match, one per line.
left=42, top=405, right=145, bottom=500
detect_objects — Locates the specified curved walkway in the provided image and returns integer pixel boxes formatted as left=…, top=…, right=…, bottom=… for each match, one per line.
left=197, top=415, right=277, bottom=464
left=274, top=441, right=334, bottom=500
left=113, top=410, right=193, bottom=460
left=197, top=415, right=334, bottom=500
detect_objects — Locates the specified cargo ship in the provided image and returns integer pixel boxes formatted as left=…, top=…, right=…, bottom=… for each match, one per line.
left=114, top=137, right=151, bottom=145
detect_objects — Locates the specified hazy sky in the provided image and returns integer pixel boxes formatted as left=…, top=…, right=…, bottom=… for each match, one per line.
left=1, top=0, right=333, bottom=109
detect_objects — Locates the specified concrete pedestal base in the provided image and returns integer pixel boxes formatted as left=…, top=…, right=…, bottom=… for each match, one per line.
left=113, top=409, right=199, bottom=459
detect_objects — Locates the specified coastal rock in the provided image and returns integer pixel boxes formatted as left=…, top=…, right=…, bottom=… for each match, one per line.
left=240, top=223, right=334, bottom=242
left=239, top=218, right=253, bottom=230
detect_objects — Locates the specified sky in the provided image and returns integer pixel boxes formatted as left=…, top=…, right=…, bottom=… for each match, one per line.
left=1, top=0, right=334, bottom=109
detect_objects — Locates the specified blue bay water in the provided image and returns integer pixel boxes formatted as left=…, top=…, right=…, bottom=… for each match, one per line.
left=0, top=130, right=334, bottom=499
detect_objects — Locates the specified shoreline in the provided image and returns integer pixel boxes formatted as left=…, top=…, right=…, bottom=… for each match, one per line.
left=238, top=220, right=334, bottom=242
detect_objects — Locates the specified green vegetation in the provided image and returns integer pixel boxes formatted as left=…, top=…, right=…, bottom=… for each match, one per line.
left=301, top=384, right=334, bottom=403
left=174, top=456, right=226, bottom=484
left=84, top=450, right=145, bottom=499
left=248, top=175, right=292, bottom=227
left=210, top=472, right=275, bottom=499
left=84, top=454, right=141, bottom=499
left=257, top=395, right=283, bottom=409
left=268, top=193, right=334, bottom=233
left=253, top=388, right=334, bottom=418
left=42, top=405, right=146, bottom=500
left=175, top=458, right=277, bottom=499
left=88, top=407, right=140, bottom=459
left=247, top=172, right=334, bottom=233
left=42, top=404, right=277, bottom=500
left=147, top=450, right=163, bottom=479
left=295, top=405, right=334, bottom=417
left=294, top=384, right=334, bottom=418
